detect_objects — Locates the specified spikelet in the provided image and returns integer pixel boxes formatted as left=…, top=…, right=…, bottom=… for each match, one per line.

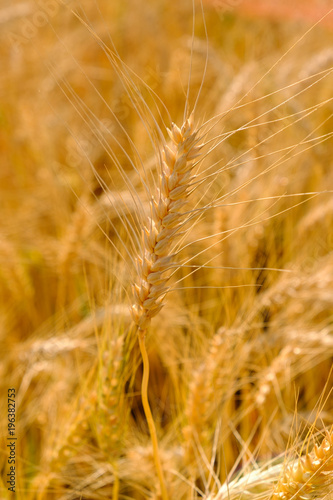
left=272, top=428, right=333, bottom=500
left=131, top=113, right=202, bottom=331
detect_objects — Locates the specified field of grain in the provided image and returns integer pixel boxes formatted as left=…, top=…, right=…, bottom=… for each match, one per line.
left=0, top=1, right=333, bottom=499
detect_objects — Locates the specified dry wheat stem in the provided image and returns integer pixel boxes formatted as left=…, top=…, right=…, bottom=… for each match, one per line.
left=129, top=113, right=202, bottom=500
left=138, top=331, right=169, bottom=500
left=131, top=112, right=202, bottom=331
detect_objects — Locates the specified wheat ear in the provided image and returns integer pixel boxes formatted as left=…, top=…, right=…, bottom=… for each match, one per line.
left=130, top=113, right=201, bottom=500
left=272, top=428, right=333, bottom=500
left=131, top=111, right=201, bottom=331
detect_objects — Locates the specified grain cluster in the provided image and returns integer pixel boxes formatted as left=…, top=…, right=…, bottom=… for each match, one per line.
left=131, top=113, right=201, bottom=331
left=272, top=429, right=333, bottom=500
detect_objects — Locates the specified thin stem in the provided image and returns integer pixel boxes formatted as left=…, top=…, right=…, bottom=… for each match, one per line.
left=138, top=330, right=169, bottom=500
left=112, top=465, right=119, bottom=500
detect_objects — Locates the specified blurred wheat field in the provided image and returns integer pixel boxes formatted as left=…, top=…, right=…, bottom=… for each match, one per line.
left=0, top=1, right=333, bottom=499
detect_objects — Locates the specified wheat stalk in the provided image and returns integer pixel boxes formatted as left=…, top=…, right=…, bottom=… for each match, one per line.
left=129, top=112, right=202, bottom=500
